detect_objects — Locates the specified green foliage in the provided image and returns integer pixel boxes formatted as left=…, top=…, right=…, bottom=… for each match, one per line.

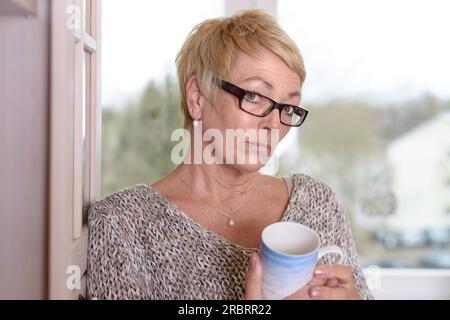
left=300, top=102, right=380, bottom=156
left=101, top=76, right=182, bottom=196
left=279, top=95, right=448, bottom=243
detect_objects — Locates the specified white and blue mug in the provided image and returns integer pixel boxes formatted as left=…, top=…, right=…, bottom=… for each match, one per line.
left=260, top=221, right=345, bottom=300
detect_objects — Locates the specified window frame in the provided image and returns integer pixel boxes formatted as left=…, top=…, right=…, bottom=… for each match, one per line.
left=72, top=0, right=102, bottom=239
left=49, top=0, right=101, bottom=299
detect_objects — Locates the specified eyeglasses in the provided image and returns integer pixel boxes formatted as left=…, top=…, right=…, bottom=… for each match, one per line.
left=217, top=79, right=308, bottom=127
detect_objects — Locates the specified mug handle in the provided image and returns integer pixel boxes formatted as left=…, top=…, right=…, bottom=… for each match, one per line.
left=318, top=245, right=345, bottom=264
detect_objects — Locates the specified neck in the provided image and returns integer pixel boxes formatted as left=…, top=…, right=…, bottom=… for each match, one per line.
left=175, top=163, right=261, bottom=211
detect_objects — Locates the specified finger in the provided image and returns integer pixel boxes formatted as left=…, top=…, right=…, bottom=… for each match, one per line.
left=285, top=276, right=326, bottom=300
left=309, top=286, right=348, bottom=300
left=244, top=254, right=263, bottom=300
left=314, top=265, right=354, bottom=284
left=308, top=275, right=328, bottom=288
left=285, top=285, right=311, bottom=300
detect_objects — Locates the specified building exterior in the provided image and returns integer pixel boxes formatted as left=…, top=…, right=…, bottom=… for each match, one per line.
left=387, top=112, right=450, bottom=230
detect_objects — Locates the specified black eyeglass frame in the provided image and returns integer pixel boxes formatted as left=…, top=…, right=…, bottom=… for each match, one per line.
left=217, top=79, right=309, bottom=127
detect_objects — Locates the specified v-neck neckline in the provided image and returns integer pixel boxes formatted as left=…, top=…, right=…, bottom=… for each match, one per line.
left=144, top=174, right=298, bottom=252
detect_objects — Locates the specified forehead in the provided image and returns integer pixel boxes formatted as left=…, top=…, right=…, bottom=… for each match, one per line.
left=230, top=48, right=301, bottom=88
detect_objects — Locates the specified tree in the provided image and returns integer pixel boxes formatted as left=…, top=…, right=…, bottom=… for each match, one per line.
left=101, top=76, right=182, bottom=196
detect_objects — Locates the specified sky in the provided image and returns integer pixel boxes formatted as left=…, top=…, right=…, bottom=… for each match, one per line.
left=101, top=0, right=224, bottom=107
left=102, top=0, right=450, bottom=107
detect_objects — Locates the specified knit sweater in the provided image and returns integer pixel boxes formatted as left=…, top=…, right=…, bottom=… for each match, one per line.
left=86, top=173, right=374, bottom=300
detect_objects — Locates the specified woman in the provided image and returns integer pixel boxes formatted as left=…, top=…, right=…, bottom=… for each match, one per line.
left=87, top=10, right=373, bottom=300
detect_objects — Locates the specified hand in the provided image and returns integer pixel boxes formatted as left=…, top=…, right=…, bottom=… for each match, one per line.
left=309, top=264, right=361, bottom=300
left=244, top=254, right=327, bottom=300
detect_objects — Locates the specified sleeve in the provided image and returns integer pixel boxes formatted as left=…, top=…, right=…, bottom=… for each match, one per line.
left=320, top=190, right=375, bottom=300
left=86, top=202, right=147, bottom=300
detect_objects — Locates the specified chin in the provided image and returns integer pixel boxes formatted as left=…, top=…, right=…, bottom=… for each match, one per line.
left=225, top=156, right=273, bottom=174
left=214, top=144, right=275, bottom=173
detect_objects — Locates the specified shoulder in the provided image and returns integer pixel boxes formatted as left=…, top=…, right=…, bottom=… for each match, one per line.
left=88, top=184, right=158, bottom=232
left=87, top=185, right=154, bottom=299
left=258, top=173, right=338, bottom=205
left=287, top=172, right=346, bottom=226
left=288, top=173, right=352, bottom=242
left=290, top=173, right=337, bottom=204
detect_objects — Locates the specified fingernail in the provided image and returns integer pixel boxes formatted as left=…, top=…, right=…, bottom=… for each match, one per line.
left=314, top=268, right=326, bottom=277
left=311, top=287, right=323, bottom=297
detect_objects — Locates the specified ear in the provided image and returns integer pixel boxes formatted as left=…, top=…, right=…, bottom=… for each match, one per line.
left=186, top=75, right=205, bottom=121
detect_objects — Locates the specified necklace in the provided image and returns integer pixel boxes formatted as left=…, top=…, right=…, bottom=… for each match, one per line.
left=175, top=168, right=257, bottom=227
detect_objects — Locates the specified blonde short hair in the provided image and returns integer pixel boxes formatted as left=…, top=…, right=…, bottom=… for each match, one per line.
left=176, top=9, right=306, bottom=129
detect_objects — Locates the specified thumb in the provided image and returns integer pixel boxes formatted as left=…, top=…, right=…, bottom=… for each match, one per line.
left=244, top=253, right=263, bottom=300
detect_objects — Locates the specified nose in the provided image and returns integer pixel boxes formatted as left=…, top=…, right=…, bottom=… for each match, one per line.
left=261, top=108, right=281, bottom=131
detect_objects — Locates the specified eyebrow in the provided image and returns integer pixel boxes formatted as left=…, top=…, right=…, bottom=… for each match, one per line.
left=241, top=76, right=301, bottom=100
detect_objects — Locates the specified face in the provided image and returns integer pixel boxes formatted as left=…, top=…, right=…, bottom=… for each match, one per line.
left=188, top=46, right=302, bottom=173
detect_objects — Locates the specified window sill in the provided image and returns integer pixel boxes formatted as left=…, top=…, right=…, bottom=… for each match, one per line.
left=364, top=268, right=450, bottom=300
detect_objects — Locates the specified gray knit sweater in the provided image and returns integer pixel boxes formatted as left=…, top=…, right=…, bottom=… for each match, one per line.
left=86, top=173, right=374, bottom=300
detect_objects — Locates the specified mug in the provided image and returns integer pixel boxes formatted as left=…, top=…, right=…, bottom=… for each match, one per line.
left=260, top=221, right=344, bottom=300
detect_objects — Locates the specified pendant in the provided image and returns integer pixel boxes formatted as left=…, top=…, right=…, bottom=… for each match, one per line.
left=227, top=217, right=235, bottom=227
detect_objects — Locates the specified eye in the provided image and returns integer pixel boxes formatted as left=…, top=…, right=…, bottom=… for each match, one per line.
left=244, top=91, right=260, bottom=103
left=283, top=105, right=295, bottom=115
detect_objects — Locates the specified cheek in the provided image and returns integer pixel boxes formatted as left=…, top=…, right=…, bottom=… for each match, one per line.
left=215, top=101, right=256, bottom=130
left=280, top=126, right=291, bottom=140
left=208, top=97, right=239, bottom=126
left=233, top=113, right=260, bottom=130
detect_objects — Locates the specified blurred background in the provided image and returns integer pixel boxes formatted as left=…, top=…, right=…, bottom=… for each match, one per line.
left=101, top=0, right=450, bottom=271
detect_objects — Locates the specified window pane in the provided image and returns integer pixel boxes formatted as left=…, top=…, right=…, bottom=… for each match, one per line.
left=101, top=0, right=224, bottom=197
left=278, top=0, right=450, bottom=269
left=82, top=51, right=91, bottom=223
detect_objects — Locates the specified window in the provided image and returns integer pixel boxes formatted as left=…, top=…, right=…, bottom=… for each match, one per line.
left=73, top=0, right=101, bottom=239
left=97, top=0, right=450, bottom=299
left=48, top=0, right=101, bottom=299
left=278, top=0, right=450, bottom=297
left=101, top=0, right=224, bottom=196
